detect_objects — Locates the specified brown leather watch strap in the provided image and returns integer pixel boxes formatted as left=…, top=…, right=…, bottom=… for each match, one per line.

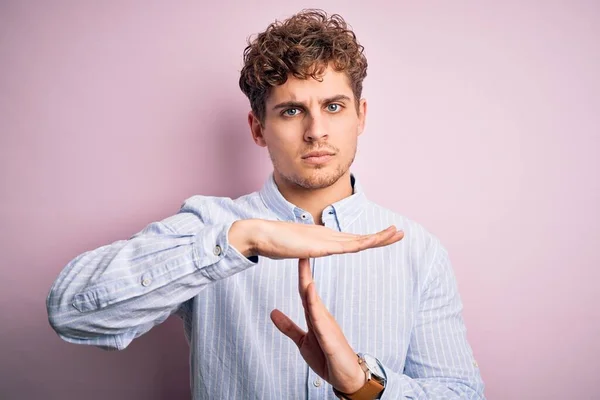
left=338, top=378, right=384, bottom=400
left=333, top=355, right=385, bottom=400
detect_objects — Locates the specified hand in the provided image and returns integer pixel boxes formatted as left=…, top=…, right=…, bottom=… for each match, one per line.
left=270, top=258, right=367, bottom=394
left=229, top=219, right=404, bottom=259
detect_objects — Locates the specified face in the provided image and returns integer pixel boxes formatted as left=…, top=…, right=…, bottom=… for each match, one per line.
left=249, top=66, right=367, bottom=190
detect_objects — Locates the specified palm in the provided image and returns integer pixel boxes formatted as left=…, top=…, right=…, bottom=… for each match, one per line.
left=297, top=327, right=329, bottom=381
left=257, top=220, right=401, bottom=260
left=270, top=259, right=370, bottom=394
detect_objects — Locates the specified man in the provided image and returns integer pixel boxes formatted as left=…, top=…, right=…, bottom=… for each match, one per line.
left=47, top=9, right=485, bottom=400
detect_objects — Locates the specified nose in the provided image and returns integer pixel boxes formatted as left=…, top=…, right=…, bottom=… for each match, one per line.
left=303, top=114, right=328, bottom=142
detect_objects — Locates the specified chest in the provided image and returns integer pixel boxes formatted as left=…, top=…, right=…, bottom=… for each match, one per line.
left=192, top=245, right=416, bottom=373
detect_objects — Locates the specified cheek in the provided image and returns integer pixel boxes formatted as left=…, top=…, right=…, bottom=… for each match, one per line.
left=268, top=124, right=303, bottom=152
left=333, top=121, right=359, bottom=146
left=266, top=135, right=299, bottom=162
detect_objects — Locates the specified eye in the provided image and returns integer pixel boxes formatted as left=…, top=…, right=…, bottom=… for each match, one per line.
left=283, top=108, right=301, bottom=117
left=327, top=103, right=342, bottom=113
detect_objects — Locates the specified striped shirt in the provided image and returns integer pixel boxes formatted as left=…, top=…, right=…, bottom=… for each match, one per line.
left=47, top=172, right=485, bottom=399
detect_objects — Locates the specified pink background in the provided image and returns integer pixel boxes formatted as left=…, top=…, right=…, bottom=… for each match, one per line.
left=1, top=1, right=599, bottom=399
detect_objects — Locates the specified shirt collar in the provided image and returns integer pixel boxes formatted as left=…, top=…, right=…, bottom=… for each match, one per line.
left=258, top=172, right=367, bottom=231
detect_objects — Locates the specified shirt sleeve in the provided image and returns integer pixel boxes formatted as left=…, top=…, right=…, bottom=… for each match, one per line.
left=46, top=208, right=257, bottom=351
left=379, top=242, right=486, bottom=399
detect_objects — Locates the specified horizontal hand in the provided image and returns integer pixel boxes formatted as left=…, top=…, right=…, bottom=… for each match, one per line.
left=230, top=219, right=404, bottom=259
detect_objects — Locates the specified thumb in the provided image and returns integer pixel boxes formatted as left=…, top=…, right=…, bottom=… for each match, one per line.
left=270, top=309, right=305, bottom=348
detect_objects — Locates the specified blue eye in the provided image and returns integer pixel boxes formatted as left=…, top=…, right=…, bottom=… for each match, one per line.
left=327, top=104, right=341, bottom=112
left=283, top=108, right=301, bottom=116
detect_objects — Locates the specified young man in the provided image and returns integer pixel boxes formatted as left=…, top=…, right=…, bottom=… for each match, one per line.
left=47, top=9, right=485, bottom=400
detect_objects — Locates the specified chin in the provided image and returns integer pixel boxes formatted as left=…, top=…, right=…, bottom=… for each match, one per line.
left=288, top=165, right=348, bottom=190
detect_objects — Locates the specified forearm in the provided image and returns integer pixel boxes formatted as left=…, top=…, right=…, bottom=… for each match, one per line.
left=46, top=219, right=257, bottom=350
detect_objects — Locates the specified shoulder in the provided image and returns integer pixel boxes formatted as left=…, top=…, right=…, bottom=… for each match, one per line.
left=176, top=191, right=267, bottom=223
left=156, top=191, right=266, bottom=234
left=364, top=200, right=449, bottom=280
left=365, top=200, right=444, bottom=250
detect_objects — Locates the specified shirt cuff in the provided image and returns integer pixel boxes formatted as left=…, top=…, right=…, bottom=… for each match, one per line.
left=378, top=362, right=412, bottom=399
left=194, top=221, right=258, bottom=281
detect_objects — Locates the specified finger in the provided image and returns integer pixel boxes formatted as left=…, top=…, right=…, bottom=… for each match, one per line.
left=319, top=225, right=396, bottom=243
left=330, top=226, right=393, bottom=240
left=370, top=229, right=404, bottom=248
left=305, top=282, right=351, bottom=358
left=354, top=226, right=402, bottom=249
left=324, top=229, right=363, bottom=238
left=297, top=259, right=317, bottom=331
left=324, top=233, right=385, bottom=254
left=305, top=282, right=329, bottom=338
left=371, top=225, right=399, bottom=242
left=321, top=232, right=370, bottom=243
left=382, top=231, right=404, bottom=246
left=322, top=237, right=399, bottom=255
left=270, top=309, right=305, bottom=347
left=298, top=258, right=312, bottom=302
left=343, top=226, right=396, bottom=246
left=329, top=234, right=372, bottom=242
left=304, top=308, right=315, bottom=332
left=311, top=227, right=403, bottom=257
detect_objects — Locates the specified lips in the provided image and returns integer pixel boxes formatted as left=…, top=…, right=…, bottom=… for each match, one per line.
left=302, top=151, right=336, bottom=159
left=301, top=150, right=335, bottom=165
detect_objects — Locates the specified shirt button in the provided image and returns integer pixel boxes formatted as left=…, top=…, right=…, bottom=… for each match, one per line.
left=313, top=378, right=322, bottom=387
left=141, top=278, right=152, bottom=287
left=213, top=245, right=222, bottom=256
left=300, top=214, right=308, bottom=220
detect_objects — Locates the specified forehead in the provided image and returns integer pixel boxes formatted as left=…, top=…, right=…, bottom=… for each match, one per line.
left=266, top=67, right=354, bottom=105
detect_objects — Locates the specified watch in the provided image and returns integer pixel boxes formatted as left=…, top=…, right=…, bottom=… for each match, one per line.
left=332, top=353, right=386, bottom=400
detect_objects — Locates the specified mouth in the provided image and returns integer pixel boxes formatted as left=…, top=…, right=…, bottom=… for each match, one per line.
left=301, top=151, right=335, bottom=165
left=302, top=151, right=336, bottom=159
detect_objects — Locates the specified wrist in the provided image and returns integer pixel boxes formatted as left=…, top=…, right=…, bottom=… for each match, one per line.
left=333, top=357, right=367, bottom=395
left=333, top=353, right=386, bottom=400
left=229, top=219, right=261, bottom=258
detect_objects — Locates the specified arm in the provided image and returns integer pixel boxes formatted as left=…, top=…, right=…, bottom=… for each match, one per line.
left=272, top=248, right=484, bottom=400
left=380, top=244, right=485, bottom=399
left=46, top=211, right=258, bottom=351
left=47, top=205, right=400, bottom=351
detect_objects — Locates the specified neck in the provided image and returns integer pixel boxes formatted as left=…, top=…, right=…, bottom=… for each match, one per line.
left=273, top=170, right=354, bottom=225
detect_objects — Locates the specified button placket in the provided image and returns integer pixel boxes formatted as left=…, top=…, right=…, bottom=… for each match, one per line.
left=306, top=365, right=325, bottom=396
left=307, top=258, right=325, bottom=394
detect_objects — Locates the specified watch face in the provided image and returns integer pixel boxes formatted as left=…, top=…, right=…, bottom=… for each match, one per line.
left=362, top=353, right=386, bottom=380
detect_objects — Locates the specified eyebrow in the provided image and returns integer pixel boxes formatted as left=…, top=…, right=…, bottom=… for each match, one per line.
left=271, top=94, right=352, bottom=111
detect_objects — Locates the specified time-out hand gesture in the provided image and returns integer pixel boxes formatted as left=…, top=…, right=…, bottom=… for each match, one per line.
left=270, top=258, right=368, bottom=394
left=229, top=219, right=404, bottom=260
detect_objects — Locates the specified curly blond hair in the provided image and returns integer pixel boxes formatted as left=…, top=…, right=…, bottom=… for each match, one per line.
left=239, top=9, right=368, bottom=123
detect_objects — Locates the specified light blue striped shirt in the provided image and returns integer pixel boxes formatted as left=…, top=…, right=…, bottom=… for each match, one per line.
left=47, top=172, right=485, bottom=399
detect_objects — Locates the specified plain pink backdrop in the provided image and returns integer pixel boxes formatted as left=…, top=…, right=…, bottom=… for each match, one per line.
left=1, top=1, right=598, bottom=399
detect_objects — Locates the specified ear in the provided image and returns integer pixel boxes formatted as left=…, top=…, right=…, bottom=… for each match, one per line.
left=357, top=98, right=367, bottom=137
left=248, top=111, right=267, bottom=147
